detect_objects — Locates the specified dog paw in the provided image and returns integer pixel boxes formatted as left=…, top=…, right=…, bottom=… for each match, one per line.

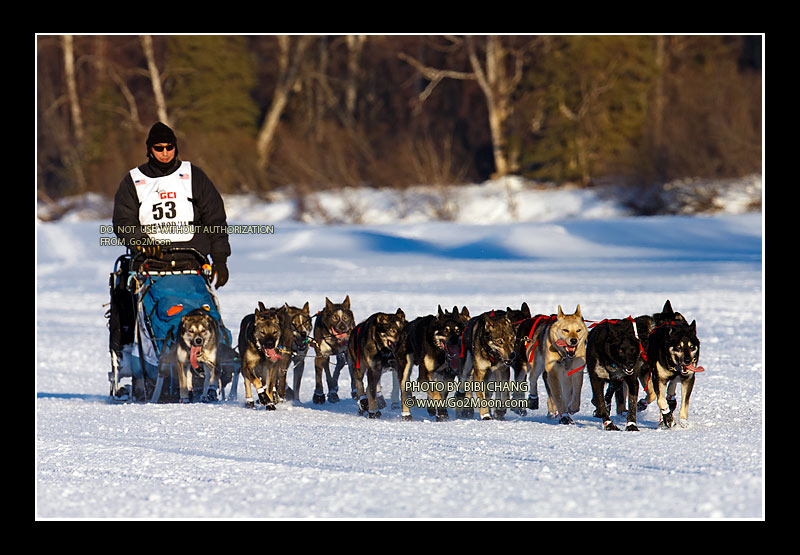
left=660, top=412, right=675, bottom=428
left=391, top=401, right=401, bottom=410
left=459, top=408, right=474, bottom=420
left=312, top=393, right=326, bottom=404
left=602, top=420, right=620, bottom=431
left=245, top=399, right=255, bottom=409
left=667, top=395, right=677, bottom=412
left=493, top=409, right=506, bottom=421
left=401, top=413, right=413, bottom=421
left=202, top=390, right=218, bottom=403
left=327, top=392, right=340, bottom=403
left=264, top=403, right=276, bottom=411
left=636, top=399, right=649, bottom=412
left=435, top=411, right=449, bottom=422
left=376, top=395, right=387, bottom=410
left=558, top=414, right=575, bottom=425
left=625, top=422, right=639, bottom=431
left=368, top=410, right=381, bottom=419
left=526, top=395, right=539, bottom=410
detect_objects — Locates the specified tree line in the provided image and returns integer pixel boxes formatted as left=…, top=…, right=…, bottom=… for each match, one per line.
left=37, top=34, right=762, bottom=202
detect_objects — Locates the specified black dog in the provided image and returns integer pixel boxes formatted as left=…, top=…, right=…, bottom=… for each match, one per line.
left=395, top=305, right=470, bottom=421
left=648, top=319, right=703, bottom=428
left=347, top=309, right=407, bottom=418
left=629, top=300, right=688, bottom=412
left=586, top=317, right=645, bottom=431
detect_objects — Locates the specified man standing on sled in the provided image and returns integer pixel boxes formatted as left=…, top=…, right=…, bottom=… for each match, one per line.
left=112, top=121, right=230, bottom=286
left=108, top=122, right=232, bottom=402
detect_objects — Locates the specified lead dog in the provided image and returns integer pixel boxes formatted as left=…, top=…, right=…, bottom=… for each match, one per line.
left=648, top=319, right=703, bottom=428
left=347, top=309, right=407, bottom=418
left=396, top=305, right=470, bottom=421
left=238, top=303, right=283, bottom=409
left=629, top=300, right=688, bottom=412
left=455, top=310, right=517, bottom=420
left=523, top=305, right=588, bottom=424
left=586, top=317, right=644, bottom=430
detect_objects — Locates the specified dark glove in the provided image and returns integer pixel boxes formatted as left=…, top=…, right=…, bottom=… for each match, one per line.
left=211, top=253, right=229, bottom=289
left=135, top=244, right=162, bottom=259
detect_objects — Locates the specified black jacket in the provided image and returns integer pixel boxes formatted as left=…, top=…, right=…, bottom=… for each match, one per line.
left=112, top=158, right=231, bottom=261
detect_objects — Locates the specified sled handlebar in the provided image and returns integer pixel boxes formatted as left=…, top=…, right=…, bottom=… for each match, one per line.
left=128, top=246, right=211, bottom=269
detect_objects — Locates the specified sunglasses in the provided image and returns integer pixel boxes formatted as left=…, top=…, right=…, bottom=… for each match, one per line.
left=152, top=144, right=175, bottom=152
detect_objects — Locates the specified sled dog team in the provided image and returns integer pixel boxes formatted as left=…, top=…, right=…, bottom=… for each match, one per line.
left=163, top=297, right=703, bottom=430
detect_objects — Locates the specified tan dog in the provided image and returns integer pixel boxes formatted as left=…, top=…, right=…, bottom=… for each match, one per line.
left=526, top=305, right=588, bottom=424
left=238, top=303, right=284, bottom=410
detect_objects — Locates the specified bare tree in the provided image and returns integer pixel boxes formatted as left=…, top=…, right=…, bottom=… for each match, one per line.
left=140, top=35, right=170, bottom=126
left=61, top=35, right=84, bottom=144
left=60, top=34, right=87, bottom=193
left=256, top=35, right=314, bottom=172
left=345, top=35, right=366, bottom=119
left=466, top=36, right=524, bottom=177
left=399, top=35, right=526, bottom=178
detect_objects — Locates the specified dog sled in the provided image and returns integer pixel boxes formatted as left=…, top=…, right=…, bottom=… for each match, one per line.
left=106, top=247, right=239, bottom=403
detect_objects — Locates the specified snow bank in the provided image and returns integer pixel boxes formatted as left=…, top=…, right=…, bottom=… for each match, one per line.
left=38, top=174, right=762, bottom=225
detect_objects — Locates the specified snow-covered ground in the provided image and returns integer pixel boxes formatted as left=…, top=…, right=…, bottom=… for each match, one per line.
left=35, top=185, right=763, bottom=520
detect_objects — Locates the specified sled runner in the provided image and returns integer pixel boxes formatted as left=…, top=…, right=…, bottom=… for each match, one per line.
left=106, top=247, right=239, bottom=403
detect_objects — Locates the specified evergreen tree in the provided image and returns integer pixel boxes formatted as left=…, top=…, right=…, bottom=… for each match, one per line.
left=516, top=36, right=656, bottom=185
left=165, top=35, right=259, bottom=133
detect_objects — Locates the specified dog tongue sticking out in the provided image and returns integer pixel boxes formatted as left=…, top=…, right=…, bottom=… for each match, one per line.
left=264, top=348, right=282, bottom=361
left=555, top=339, right=575, bottom=353
left=685, top=364, right=705, bottom=373
left=190, top=345, right=202, bottom=369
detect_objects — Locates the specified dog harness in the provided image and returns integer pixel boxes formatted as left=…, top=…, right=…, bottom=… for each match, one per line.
left=352, top=322, right=396, bottom=370
left=241, top=311, right=284, bottom=362
left=523, top=314, right=556, bottom=363
left=587, top=316, right=647, bottom=376
left=589, top=316, right=648, bottom=363
left=458, top=317, right=516, bottom=367
left=353, top=324, right=362, bottom=370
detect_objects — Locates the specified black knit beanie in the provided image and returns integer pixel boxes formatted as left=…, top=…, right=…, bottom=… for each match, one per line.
left=145, top=122, right=180, bottom=172
left=146, top=122, right=177, bottom=148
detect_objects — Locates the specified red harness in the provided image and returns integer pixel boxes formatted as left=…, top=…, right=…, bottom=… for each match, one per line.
left=514, top=314, right=586, bottom=374
left=589, top=316, right=649, bottom=363
left=525, top=314, right=556, bottom=363
left=353, top=324, right=362, bottom=370
left=525, top=314, right=586, bottom=375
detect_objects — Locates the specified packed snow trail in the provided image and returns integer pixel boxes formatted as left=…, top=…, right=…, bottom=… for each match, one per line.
left=36, top=213, right=763, bottom=519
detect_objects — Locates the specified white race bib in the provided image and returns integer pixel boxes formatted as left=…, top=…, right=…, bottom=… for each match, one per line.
left=131, top=161, right=195, bottom=242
